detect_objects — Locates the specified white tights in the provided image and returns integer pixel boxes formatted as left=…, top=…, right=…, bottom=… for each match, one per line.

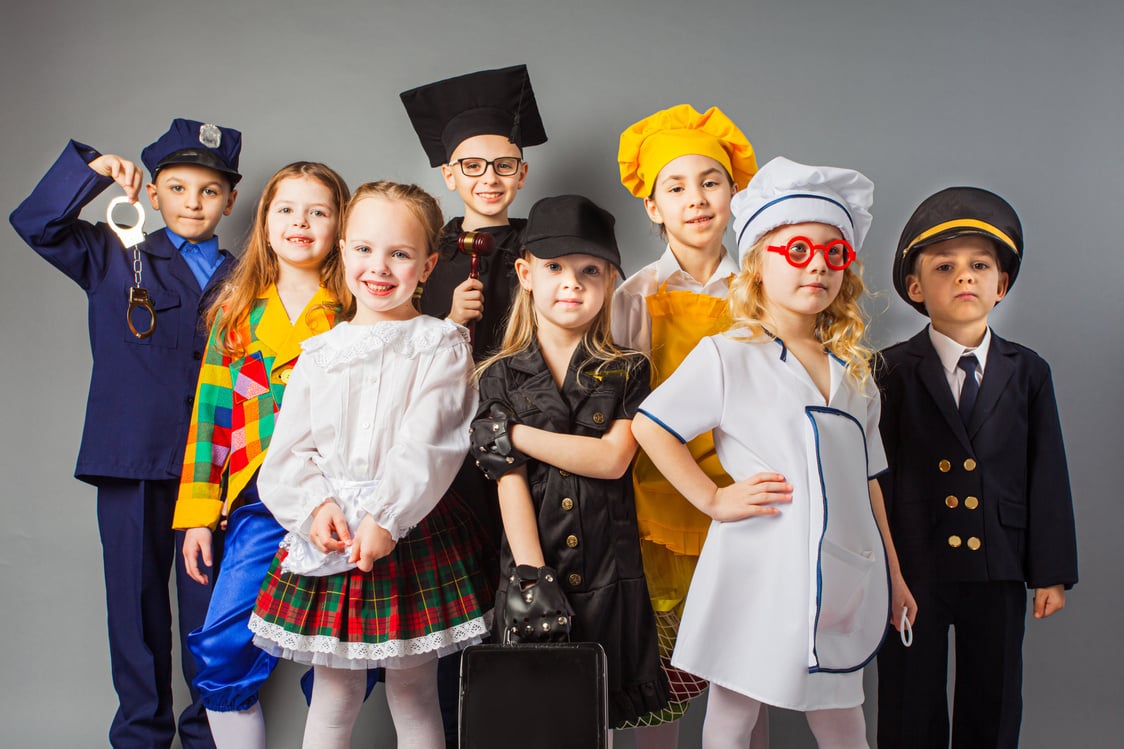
left=702, top=684, right=867, bottom=749
left=633, top=700, right=769, bottom=749
left=207, top=703, right=266, bottom=749
left=302, top=660, right=444, bottom=749
left=384, top=658, right=444, bottom=749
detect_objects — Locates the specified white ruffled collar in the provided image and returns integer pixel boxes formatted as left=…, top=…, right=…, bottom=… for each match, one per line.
left=302, top=317, right=469, bottom=370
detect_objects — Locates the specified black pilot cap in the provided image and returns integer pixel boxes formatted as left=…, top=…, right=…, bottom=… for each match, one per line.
left=893, top=186, right=1023, bottom=314
left=522, top=195, right=624, bottom=277
left=400, top=64, right=547, bottom=168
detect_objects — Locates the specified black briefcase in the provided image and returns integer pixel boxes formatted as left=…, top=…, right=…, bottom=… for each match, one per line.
left=459, top=642, right=608, bottom=748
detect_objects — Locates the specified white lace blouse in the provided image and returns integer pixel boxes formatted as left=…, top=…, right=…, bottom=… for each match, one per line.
left=257, top=316, right=478, bottom=561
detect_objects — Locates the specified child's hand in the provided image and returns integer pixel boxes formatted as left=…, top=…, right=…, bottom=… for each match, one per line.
left=88, top=154, right=143, bottom=203
left=308, top=499, right=351, bottom=553
left=350, top=515, right=397, bottom=572
left=710, top=472, right=792, bottom=522
left=182, top=527, right=214, bottom=586
left=1034, top=584, right=1066, bottom=619
left=892, top=571, right=918, bottom=630
left=448, top=277, right=484, bottom=326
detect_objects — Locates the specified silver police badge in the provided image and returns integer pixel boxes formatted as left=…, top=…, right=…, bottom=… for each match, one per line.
left=198, top=123, right=222, bottom=149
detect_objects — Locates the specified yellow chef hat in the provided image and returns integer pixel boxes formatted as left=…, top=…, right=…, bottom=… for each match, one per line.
left=618, top=104, right=757, bottom=198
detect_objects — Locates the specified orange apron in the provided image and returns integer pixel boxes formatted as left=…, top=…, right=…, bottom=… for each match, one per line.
left=633, top=279, right=733, bottom=613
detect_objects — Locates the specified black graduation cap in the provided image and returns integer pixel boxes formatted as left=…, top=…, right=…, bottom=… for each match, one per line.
left=400, top=64, right=548, bottom=168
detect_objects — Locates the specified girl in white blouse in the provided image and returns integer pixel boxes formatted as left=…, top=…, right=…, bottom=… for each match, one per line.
left=248, top=181, right=494, bottom=748
left=633, top=158, right=911, bottom=749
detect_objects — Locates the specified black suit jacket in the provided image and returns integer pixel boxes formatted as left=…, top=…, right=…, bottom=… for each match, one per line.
left=876, top=329, right=1077, bottom=589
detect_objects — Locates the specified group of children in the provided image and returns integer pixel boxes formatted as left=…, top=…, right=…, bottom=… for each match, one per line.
left=10, top=62, right=1077, bottom=749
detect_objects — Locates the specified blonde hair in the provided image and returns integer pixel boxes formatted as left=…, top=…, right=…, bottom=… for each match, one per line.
left=727, top=228, right=873, bottom=384
left=338, top=180, right=445, bottom=321
left=206, top=162, right=350, bottom=356
left=476, top=252, right=640, bottom=382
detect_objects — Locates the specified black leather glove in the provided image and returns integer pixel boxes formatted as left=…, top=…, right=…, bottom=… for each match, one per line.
left=502, top=565, right=574, bottom=644
left=470, top=402, right=530, bottom=480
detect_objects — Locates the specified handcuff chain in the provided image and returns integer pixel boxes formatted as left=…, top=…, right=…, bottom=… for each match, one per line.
left=132, top=244, right=144, bottom=288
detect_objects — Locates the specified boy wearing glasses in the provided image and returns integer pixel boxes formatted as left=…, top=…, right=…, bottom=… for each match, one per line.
left=875, top=187, right=1078, bottom=748
left=401, top=64, right=547, bottom=360
left=401, top=64, right=547, bottom=749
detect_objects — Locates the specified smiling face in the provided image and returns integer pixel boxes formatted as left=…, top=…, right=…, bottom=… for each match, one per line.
left=759, top=222, right=846, bottom=325
left=341, top=196, right=438, bottom=325
left=907, top=235, right=1008, bottom=343
left=441, top=133, right=528, bottom=230
left=643, top=153, right=735, bottom=256
left=145, top=164, right=236, bottom=242
left=515, top=252, right=610, bottom=339
left=266, top=176, right=338, bottom=274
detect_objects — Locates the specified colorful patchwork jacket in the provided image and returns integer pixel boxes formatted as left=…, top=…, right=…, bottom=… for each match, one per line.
left=173, top=285, right=338, bottom=529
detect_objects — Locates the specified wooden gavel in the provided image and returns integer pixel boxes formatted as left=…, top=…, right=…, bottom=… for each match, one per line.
left=457, top=231, right=496, bottom=341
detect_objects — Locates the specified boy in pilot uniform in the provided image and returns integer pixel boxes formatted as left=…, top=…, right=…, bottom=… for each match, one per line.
left=10, top=118, right=242, bottom=749
left=875, top=187, right=1078, bottom=748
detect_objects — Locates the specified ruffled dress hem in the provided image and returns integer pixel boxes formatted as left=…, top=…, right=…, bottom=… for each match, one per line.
left=249, top=611, right=491, bottom=671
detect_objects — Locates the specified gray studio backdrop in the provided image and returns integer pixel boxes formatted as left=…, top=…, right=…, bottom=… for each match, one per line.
left=2, top=1, right=1120, bottom=746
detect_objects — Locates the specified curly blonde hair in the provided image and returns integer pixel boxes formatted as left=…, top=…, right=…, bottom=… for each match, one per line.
left=727, top=228, right=873, bottom=385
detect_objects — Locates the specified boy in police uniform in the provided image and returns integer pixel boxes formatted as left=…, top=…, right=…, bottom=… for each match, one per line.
left=400, top=64, right=547, bottom=748
left=10, top=118, right=241, bottom=749
left=874, top=187, right=1078, bottom=748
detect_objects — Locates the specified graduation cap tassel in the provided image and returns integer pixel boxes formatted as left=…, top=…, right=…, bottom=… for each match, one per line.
left=509, top=76, right=527, bottom=146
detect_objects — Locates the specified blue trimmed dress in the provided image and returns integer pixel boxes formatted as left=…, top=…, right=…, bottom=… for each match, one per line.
left=639, top=331, right=890, bottom=711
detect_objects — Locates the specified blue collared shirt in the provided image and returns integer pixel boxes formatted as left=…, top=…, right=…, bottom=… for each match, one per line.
left=164, top=228, right=224, bottom=289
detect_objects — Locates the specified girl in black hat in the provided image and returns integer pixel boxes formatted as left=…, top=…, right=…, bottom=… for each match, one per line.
left=472, top=195, right=669, bottom=729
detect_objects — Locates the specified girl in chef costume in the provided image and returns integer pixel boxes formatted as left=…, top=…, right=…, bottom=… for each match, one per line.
left=633, top=157, right=911, bottom=748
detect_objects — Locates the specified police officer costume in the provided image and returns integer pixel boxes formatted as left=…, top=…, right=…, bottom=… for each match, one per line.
left=10, top=119, right=242, bottom=749
left=875, top=188, right=1079, bottom=748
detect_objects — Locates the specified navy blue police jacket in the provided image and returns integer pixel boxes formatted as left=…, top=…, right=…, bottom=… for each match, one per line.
left=875, top=329, right=1078, bottom=589
left=10, top=140, right=236, bottom=484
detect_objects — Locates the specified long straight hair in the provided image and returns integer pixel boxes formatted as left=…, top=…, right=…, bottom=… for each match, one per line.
left=475, top=252, right=640, bottom=382
left=206, top=162, right=350, bottom=356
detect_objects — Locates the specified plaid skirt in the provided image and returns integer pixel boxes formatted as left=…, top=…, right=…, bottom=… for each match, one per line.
left=249, top=491, right=495, bottom=670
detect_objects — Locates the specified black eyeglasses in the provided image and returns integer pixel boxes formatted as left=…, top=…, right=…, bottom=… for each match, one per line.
left=449, top=157, right=523, bottom=177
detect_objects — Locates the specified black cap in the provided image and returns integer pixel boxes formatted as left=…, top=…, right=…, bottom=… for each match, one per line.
left=141, top=118, right=242, bottom=186
left=893, top=186, right=1023, bottom=314
left=400, top=64, right=547, bottom=168
left=522, top=195, right=623, bottom=276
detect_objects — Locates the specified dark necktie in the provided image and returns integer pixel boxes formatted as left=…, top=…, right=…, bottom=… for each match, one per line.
left=957, top=355, right=979, bottom=424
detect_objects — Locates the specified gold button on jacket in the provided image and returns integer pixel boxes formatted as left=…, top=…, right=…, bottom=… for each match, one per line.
left=964, top=458, right=977, bottom=471
left=964, top=496, right=979, bottom=510
left=567, top=573, right=582, bottom=586
left=561, top=497, right=574, bottom=511
left=945, top=495, right=959, bottom=509
left=948, top=535, right=963, bottom=548
left=939, top=459, right=952, bottom=473
left=565, top=534, right=579, bottom=548
left=967, top=536, right=982, bottom=551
